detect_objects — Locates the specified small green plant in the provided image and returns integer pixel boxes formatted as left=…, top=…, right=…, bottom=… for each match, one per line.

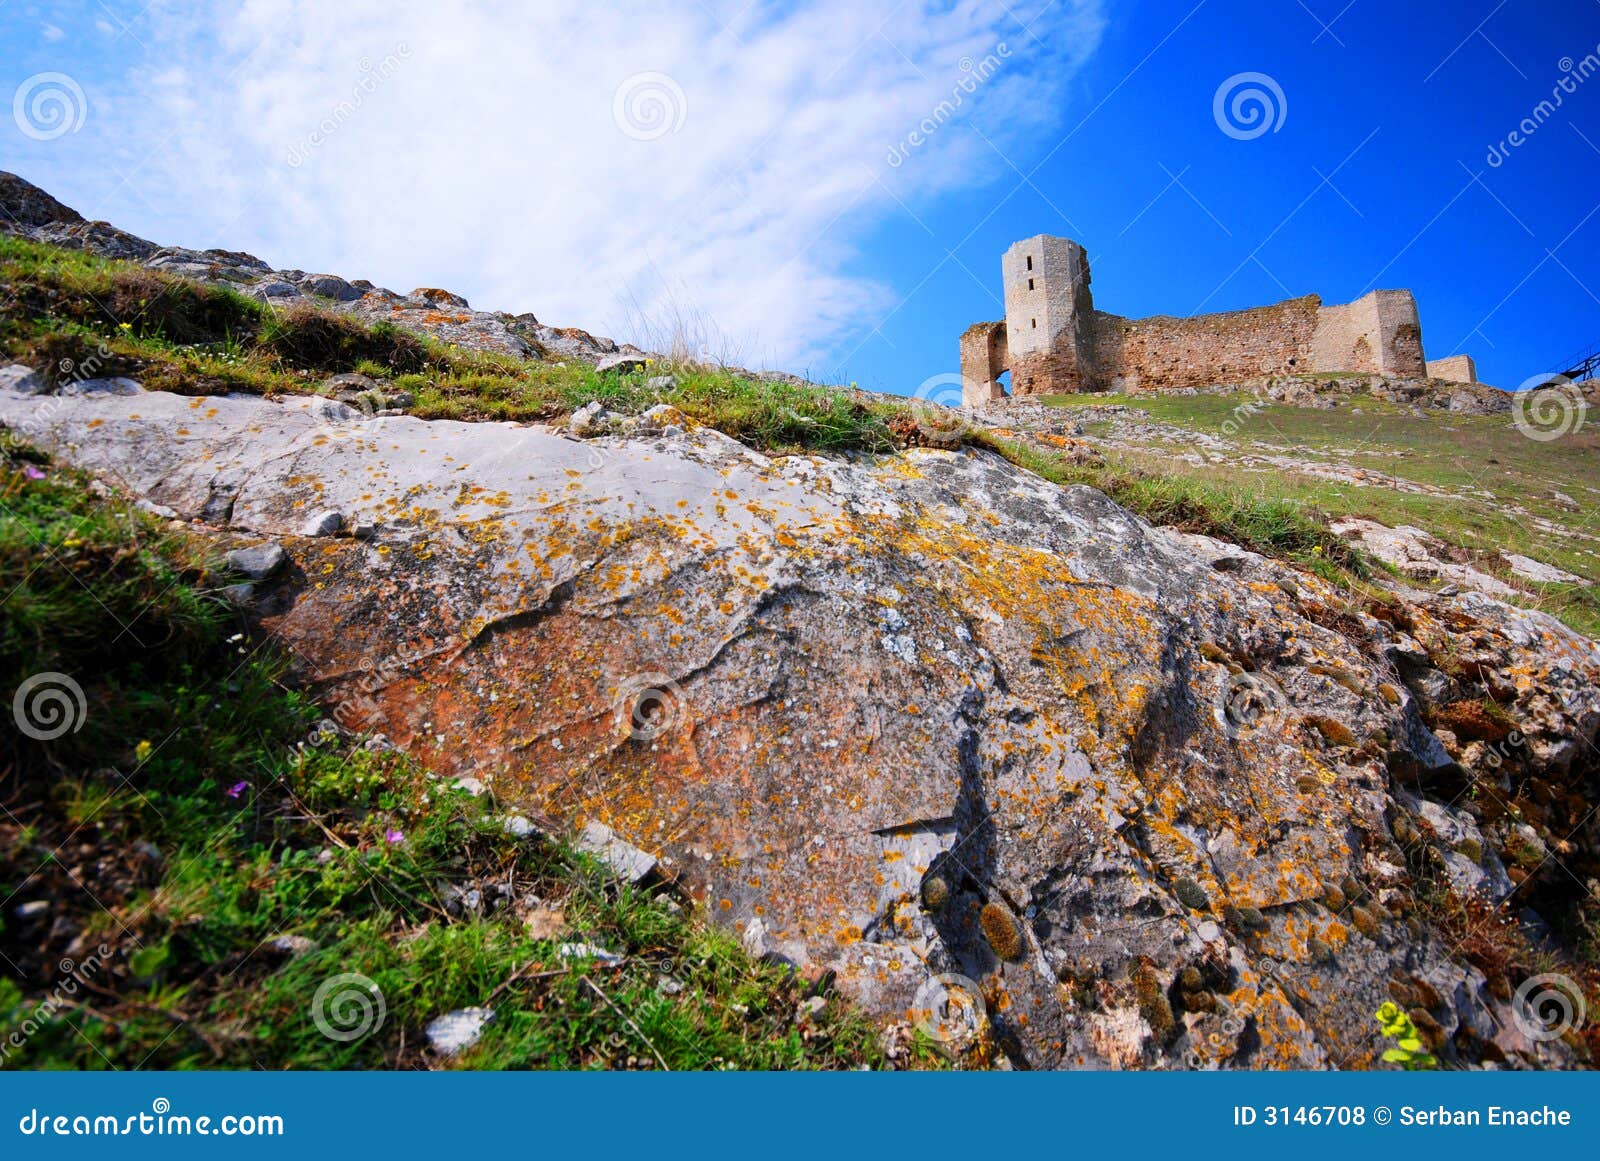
left=1375, top=1002, right=1437, bottom=1069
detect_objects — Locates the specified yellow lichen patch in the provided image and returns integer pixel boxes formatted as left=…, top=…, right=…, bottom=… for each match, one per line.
left=980, top=902, right=1025, bottom=960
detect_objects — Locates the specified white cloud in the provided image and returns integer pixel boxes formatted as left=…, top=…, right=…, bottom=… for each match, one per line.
left=41, top=23, right=66, bottom=42
left=76, top=0, right=1104, bottom=369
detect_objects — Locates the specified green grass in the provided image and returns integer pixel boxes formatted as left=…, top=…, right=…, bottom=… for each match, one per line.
left=1038, top=390, right=1600, bottom=635
left=0, top=234, right=899, bottom=456
left=965, top=427, right=1362, bottom=573
left=0, top=444, right=909, bottom=1069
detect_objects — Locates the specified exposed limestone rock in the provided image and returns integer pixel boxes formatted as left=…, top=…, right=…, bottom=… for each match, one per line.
left=568, top=401, right=611, bottom=436
left=410, top=287, right=470, bottom=310
left=0, top=364, right=45, bottom=396
left=558, top=943, right=624, bottom=967
left=596, top=353, right=649, bottom=376
left=425, top=1007, right=495, bottom=1056
left=5, top=378, right=1594, bottom=1070
left=32, top=219, right=158, bottom=262
left=576, top=820, right=657, bottom=883
left=0, top=171, right=84, bottom=229
left=1504, top=553, right=1585, bottom=586
left=300, top=274, right=362, bottom=302
left=1330, top=518, right=1516, bottom=597
left=252, top=281, right=301, bottom=301
left=59, top=377, right=142, bottom=398
left=301, top=509, right=345, bottom=538
left=226, top=542, right=287, bottom=581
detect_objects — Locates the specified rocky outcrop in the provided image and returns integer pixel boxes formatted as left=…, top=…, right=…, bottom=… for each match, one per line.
left=0, top=171, right=85, bottom=229
left=0, top=171, right=633, bottom=366
left=0, top=172, right=158, bottom=261
left=1330, top=519, right=1516, bottom=596
left=1331, top=518, right=1587, bottom=596
left=5, top=371, right=1595, bottom=1070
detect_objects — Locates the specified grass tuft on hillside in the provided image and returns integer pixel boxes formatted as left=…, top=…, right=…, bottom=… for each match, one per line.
left=965, top=428, right=1363, bottom=576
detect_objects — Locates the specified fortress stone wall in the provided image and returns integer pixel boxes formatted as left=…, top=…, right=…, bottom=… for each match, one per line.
left=1426, top=354, right=1478, bottom=383
left=1308, top=289, right=1425, bottom=378
left=960, top=234, right=1455, bottom=403
left=1090, top=296, right=1321, bottom=391
left=958, top=320, right=1009, bottom=404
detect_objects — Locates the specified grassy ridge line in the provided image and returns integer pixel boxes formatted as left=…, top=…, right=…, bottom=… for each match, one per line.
left=964, top=428, right=1363, bottom=577
left=0, top=235, right=900, bottom=454
left=0, top=447, right=905, bottom=1069
left=1, top=233, right=1368, bottom=581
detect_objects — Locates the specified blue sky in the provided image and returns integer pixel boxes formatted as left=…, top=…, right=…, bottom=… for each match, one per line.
left=843, top=0, right=1600, bottom=394
left=2, top=0, right=1596, bottom=393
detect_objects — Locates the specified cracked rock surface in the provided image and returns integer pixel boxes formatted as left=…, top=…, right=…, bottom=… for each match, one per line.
left=3, top=377, right=1596, bottom=1070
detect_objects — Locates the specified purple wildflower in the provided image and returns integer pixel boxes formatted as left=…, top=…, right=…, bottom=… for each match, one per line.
left=226, top=781, right=249, bottom=799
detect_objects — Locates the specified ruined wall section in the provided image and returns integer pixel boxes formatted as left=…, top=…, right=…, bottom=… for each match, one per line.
left=1426, top=354, right=1477, bottom=384
left=959, top=235, right=1441, bottom=398
left=959, top=321, right=1010, bottom=406
left=1090, top=295, right=1322, bottom=391
left=1003, top=235, right=1097, bottom=394
left=1310, top=290, right=1425, bottom=378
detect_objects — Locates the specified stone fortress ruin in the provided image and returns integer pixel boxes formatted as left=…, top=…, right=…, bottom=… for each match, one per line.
left=960, top=234, right=1478, bottom=404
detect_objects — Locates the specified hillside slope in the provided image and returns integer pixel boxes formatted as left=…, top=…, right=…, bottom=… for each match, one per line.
left=2, top=173, right=1597, bottom=1070
left=992, top=386, right=1600, bottom=636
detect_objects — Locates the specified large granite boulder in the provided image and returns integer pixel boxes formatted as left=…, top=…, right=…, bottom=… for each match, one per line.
left=4, top=378, right=1593, bottom=1069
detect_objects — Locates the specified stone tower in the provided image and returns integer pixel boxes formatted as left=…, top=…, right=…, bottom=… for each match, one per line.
left=958, top=233, right=1444, bottom=406
left=1003, top=235, right=1097, bottom=395
left=1308, top=289, right=1426, bottom=379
